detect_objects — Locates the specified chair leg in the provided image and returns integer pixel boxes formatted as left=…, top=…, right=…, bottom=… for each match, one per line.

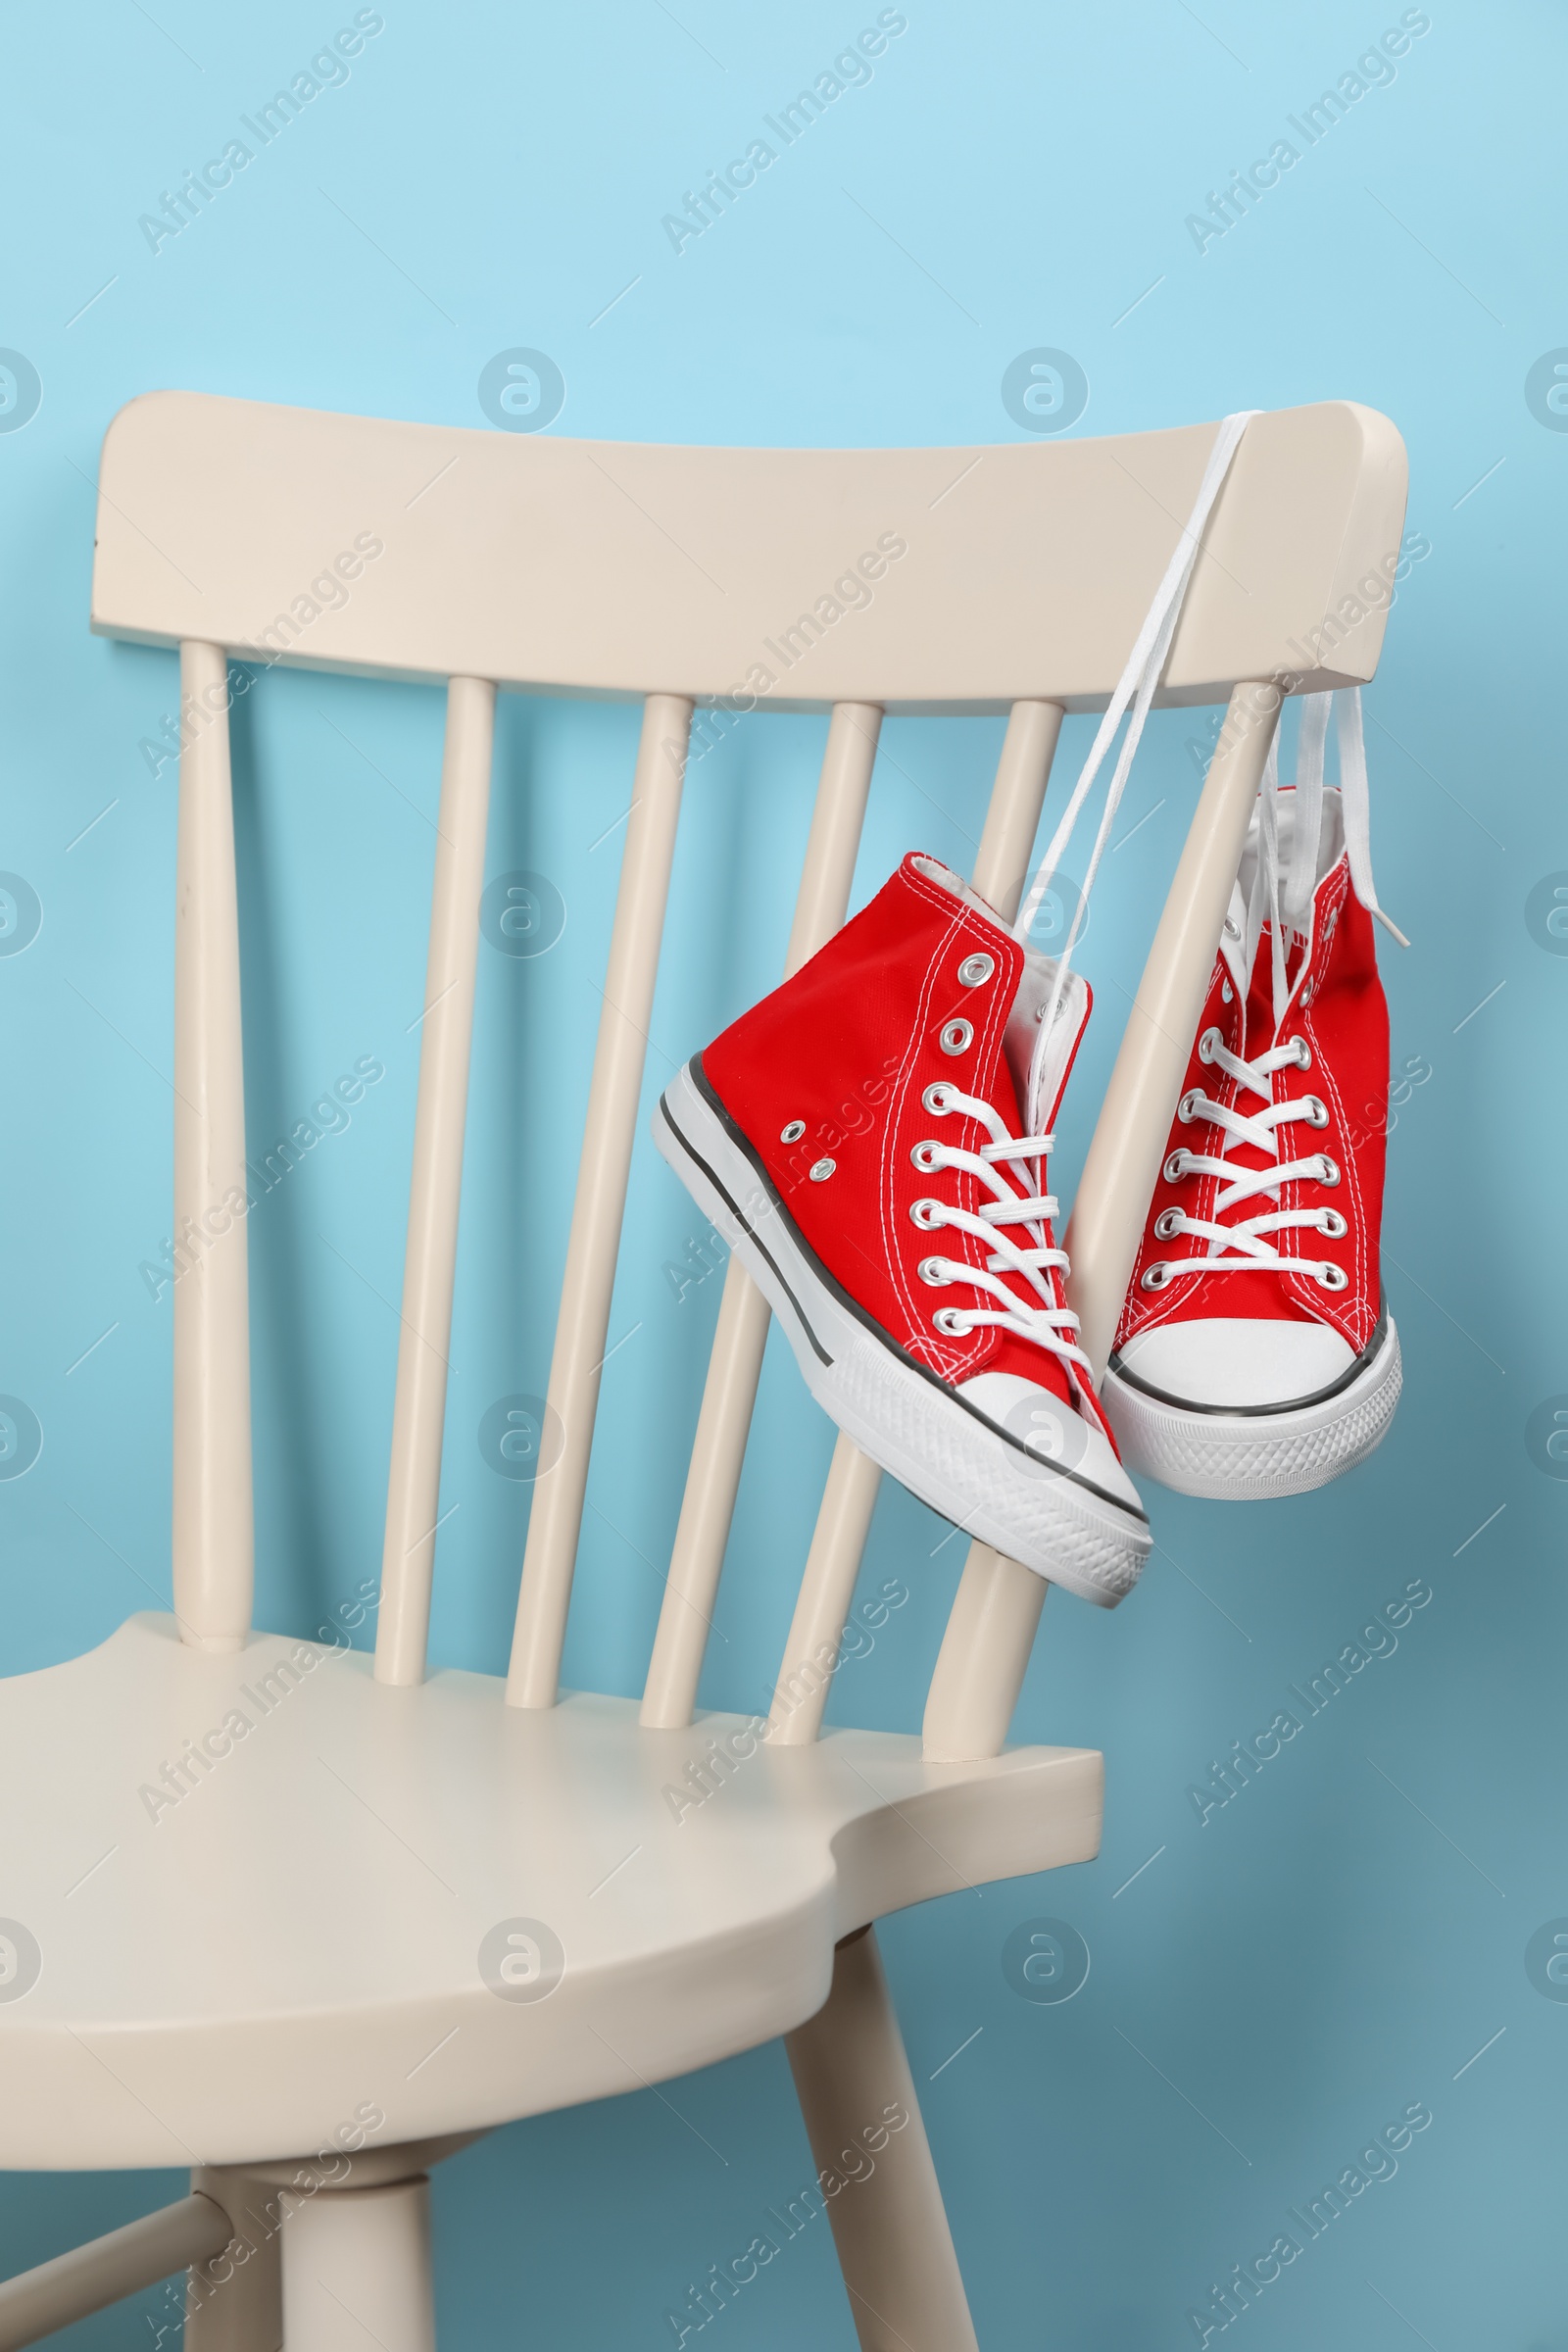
left=279, top=2176, right=436, bottom=2352
left=184, top=2170, right=283, bottom=2351
left=785, top=1927, right=980, bottom=2352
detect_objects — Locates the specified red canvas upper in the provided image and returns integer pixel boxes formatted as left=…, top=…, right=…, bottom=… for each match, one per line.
left=1116, top=843, right=1388, bottom=1360
left=703, top=854, right=1097, bottom=1419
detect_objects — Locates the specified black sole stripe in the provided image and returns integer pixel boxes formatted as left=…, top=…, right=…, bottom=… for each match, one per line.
left=657, top=1099, right=835, bottom=1367
left=1107, top=1295, right=1392, bottom=1418
left=674, top=1058, right=1149, bottom=1530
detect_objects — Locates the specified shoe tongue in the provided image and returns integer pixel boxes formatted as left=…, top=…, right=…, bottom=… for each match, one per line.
left=1221, top=872, right=1315, bottom=1047
left=1224, top=786, right=1349, bottom=1027
left=1219, top=884, right=1250, bottom=997
left=1004, top=952, right=1090, bottom=1134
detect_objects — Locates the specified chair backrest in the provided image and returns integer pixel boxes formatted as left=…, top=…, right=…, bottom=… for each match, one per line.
left=90, top=391, right=1407, bottom=1759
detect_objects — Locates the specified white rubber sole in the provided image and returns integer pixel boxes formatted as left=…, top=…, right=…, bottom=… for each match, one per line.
left=655, top=1059, right=1150, bottom=1607
left=1101, top=1316, right=1402, bottom=1500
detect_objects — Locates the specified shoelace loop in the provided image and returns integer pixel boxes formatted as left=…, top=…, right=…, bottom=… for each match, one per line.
left=1141, top=1030, right=1348, bottom=1293
left=907, top=1083, right=1092, bottom=1376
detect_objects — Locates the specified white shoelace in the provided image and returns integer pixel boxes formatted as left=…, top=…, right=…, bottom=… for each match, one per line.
left=1141, top=1031, right=1348, bottom=1295
left=1013, top=411, right=1258, bottom=1019
left=912, top=413, right=1257, bottom=1374
left=909, top=1082, right=1093, bottom=1377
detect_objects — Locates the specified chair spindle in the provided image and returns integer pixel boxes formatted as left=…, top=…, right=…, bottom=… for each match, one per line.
left=172, top=639, right=254, bottom=1654
left=375, top=675, right=498, bottom=1686
left=508, top=695, right=693, bottom=1708
left=640, top=701, right=883, bottom=1732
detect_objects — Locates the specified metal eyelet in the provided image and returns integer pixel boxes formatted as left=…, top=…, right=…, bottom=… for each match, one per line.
left=1288, top=1036, right=1311, bottom=1070
left=1141, top=1263, right=1172, bottom=1292
left=939, top=1018, right=974, bottom=1056
left=808, top=1156, right=836, bottom=1182
left=1198, top=1026, right=1223, bottom=1063
left=1319, top=1209, right=1348, bottom=1239
left=1153, top=1207, right=1183, bottom=1241
left=1163, top=1150, right=1189, bottom=1184
left=932, top=1307, right=967, bottom=1336
left=922, top=1082, right=956, bottom=1115
left=910, top=1140, right=941, bottom=1172
left=1178, top=1089, right=1203, bottom=1123
left=1316, top=1263, right=1349, bottom=1292
left=1302, top=1095, right=1329, bottom=1129
left=1223, top=914, right=1241, bottom=940
left=780, top=1119, right=806, bottom=1144
left=956, top=953, right=995, bottom=987
left=1315, top=1154, right=1341, bottom=1187
left=917, top=1256, right=949, bottom=1286
left=909, top=1198, right=942, bottom=1230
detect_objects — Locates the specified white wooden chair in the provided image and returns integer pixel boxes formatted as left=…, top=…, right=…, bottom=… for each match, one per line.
left=0, top=393, right=1405, bottom=2351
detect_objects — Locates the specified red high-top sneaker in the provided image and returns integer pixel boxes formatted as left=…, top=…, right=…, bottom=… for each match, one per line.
left=1102, top=695, right=1403, bottom=1498
left=654, top=853, right=1150, bottom=1604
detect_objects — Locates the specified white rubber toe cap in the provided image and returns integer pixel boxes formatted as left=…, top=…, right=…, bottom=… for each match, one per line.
left=958, top=1371, right=1144, bottom=1518
left=1116, top=1316, right=1357, bottom=1410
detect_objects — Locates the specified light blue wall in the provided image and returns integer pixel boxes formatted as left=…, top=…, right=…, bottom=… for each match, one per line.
left=2, top=2, right=1563, bottom=2343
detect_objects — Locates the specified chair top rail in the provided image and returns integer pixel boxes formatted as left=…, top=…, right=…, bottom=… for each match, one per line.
left=91, top=392, right=1406, bottom=714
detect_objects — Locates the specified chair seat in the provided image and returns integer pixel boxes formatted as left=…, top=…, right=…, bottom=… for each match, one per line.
left=0, top=1616, right=1101, bottom=2170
